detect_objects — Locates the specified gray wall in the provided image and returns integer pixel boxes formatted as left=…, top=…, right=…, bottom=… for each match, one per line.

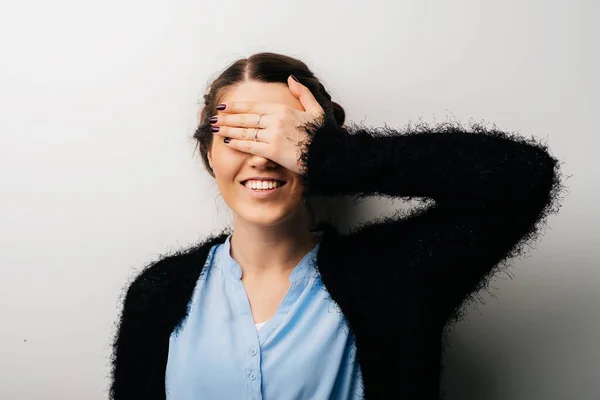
left=0, top=0, right=597, bottom=398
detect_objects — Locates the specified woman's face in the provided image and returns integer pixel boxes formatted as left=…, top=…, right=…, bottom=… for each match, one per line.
left=207, top=80, right=309, bottom=229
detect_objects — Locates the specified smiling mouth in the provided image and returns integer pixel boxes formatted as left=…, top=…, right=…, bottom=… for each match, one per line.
left=240, top=181, right=287, bottom=190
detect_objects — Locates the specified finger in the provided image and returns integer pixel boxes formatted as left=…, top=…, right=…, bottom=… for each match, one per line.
left=222, top=136, right=270, bottom=157
left=212, top=112, right=273, bottom=129
left=287, top=75, right=324, bottom=114
left=213, top=126, right=271, bottom=143
left=217, top=101, right=283, bottom=116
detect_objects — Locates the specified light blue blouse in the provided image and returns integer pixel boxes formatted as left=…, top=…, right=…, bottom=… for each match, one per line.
left=165, top=232, right=365, bottom=399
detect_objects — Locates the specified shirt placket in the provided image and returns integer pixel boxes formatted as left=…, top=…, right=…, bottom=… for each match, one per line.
left=230, top=276, right=263, bottom=400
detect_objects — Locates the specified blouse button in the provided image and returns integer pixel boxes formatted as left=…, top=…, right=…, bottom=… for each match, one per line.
left=250, top=348, right=257, bottom=356
left=249, top=372, right=256, bottom=381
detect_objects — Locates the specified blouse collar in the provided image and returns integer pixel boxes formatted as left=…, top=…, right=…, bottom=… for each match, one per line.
left=217, top=232, right=323, bottom=282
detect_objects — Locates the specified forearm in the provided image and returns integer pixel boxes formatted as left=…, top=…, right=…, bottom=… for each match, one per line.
left=298, top=113, right=559, bottom=214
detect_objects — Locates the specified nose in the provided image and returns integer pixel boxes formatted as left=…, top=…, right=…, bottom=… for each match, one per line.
left=247, top=154, right=279, bottom=169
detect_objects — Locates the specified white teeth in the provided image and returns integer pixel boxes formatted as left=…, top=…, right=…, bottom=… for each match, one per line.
left=244, top=180, right=283, bottom=190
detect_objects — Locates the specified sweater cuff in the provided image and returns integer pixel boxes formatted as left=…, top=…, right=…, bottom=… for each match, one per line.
left=297, top=111, right=350, bottom=199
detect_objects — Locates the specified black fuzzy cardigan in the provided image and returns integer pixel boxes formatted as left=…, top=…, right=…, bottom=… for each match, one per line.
left=110, top=112, right=564, bottom=399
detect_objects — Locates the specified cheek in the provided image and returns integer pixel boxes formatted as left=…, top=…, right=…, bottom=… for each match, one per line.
left=210, top=149, right=251, bottom=206
left=211, top=145, right=239, bottom=179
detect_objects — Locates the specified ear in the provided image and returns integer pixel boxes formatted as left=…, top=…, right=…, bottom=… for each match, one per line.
left=207, top=147, right=213, bottom=170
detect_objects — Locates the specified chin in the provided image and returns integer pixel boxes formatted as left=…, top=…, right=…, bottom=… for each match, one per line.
left=235, top=204, right=301, bottom=228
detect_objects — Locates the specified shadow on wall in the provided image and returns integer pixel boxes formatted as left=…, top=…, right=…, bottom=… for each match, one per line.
left=439, top=280, right=599, bottom=400
left=440, top=332, right=505, bottom=400
left=310, top=195, right=420, bottom=235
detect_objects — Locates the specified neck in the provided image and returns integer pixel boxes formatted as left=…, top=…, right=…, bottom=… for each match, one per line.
left=229, top=211, right=320, bottom=280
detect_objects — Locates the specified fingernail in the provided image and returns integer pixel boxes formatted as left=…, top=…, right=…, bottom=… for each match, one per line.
left=211, top=126, right=220, bottom=132
left=290, top=74, right=299, bottom=82
left=216, top=104, right=226, bottom=110
left=224, top=137, right=231, bottom=143
left=209, top=116, right=218, bottom=123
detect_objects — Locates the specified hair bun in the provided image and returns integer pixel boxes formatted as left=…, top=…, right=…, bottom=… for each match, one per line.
left=330, top=101, right=346, bottom=126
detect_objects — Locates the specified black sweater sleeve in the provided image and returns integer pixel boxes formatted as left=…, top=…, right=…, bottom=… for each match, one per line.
left=109, top=266, right=170, bottom=400
left=298, top=112, right=564, bottom=323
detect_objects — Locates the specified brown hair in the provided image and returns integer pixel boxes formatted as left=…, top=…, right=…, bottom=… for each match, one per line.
left=193, top=52, right=345, bottom=178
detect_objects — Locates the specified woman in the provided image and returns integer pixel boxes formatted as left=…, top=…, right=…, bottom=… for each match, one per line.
left=110, top=52, right=563, bottom=399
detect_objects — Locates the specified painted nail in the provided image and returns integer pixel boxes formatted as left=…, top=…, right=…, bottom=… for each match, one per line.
left=290, top=74, right=299, bottom=82
left=224, top=137, right=231, bottom=143
left=216, top=104, right=226, bottom=110
left=209, top=116, right=218, bottom=123
left=211, top=126, right=220, bottom=132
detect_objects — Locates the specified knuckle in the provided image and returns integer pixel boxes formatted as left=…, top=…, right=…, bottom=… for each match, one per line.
left=273, top=117, right=284, bottom=129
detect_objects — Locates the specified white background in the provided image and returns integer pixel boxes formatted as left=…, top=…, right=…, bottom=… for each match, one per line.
left=0, top=0, right=598, bottom=399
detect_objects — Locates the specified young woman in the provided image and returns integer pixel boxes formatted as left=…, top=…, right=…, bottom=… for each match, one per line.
left=110, top=52, right=563, bottom=399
